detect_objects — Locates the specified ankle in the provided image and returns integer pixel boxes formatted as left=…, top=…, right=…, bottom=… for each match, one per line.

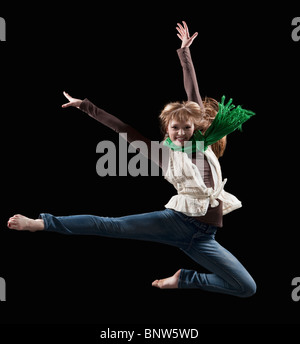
left=30, top=219, right=45, bottom=231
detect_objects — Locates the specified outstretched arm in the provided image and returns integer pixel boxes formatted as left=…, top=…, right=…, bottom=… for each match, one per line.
left=62, top=91, right=129, bottom=133
left=61, top=92, right=168, bottom=171
left=176, top=21, right=204, bottom=110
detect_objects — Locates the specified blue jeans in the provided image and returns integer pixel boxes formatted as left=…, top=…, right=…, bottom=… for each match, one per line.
left=39, top=209, right=256, bottom=297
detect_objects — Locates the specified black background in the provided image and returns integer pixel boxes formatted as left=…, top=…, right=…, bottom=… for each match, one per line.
left=0, top=1, right=299, bottom=336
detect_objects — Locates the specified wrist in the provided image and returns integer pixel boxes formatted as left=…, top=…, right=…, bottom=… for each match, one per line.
left=181, top=42, right=189, bottom=48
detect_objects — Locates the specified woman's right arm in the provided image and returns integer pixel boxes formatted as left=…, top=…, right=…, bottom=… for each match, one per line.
left=62, top=91, right=151, bottom=142
left=62, top=91, right=139, bottom=136
left=61, top=92, right=168, bottom=171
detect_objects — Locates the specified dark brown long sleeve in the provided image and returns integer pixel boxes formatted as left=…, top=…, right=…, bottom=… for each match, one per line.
left=80, top=99, right=146, bottom=142
left=177, top=47, right=204, bottom=109
left=79, top=99, right=169, bottom=171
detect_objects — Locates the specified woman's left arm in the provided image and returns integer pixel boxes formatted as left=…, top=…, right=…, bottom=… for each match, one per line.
left=176, top=21, right=204, bottom=110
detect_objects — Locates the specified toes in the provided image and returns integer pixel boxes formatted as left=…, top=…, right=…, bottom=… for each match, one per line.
left=8, top=223, right=16, bottom=229
left=9, top=215, right=18, bottom=222
left=152, top=279, right=164, bottom=289
left=152, top=280, right=159, bottom=288
left=11, top=214, right=22, bottom=219
left=7, top=217, right=20, bottom=230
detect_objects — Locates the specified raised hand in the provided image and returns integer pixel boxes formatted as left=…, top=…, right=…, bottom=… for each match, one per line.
left=176, top=21, right=198, bottom=48
left=62, top=91, right=83, bottom=109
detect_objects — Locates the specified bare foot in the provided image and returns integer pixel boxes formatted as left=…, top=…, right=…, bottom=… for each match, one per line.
left=7, top=214, right=44, bottom=232
left=152, top=269, right=181, bottom=289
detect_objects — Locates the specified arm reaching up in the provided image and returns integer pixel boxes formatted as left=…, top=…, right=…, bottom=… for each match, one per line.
left=176, top=21, right=198, bottom=48
left=176, top=21, right=204, bottom=110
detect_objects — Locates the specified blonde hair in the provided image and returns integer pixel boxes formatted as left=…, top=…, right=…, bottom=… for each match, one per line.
left=159, top=98, right=227, bottom=158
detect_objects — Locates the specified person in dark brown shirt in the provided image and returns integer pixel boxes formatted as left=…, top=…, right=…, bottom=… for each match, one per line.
left=7, top=22, right=256, bottom=297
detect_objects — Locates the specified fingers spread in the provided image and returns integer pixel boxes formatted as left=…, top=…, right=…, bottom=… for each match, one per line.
left=183, top=21, right=189, bottom=36
left=176, top=26, right=183, bottom=34
left=63, top=91, right=72, bottom=101
left=177, top=22, right=184, bottom=32
left=191, top=32, right=198, bottom=40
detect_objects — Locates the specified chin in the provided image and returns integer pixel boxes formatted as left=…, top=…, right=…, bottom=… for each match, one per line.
left=173, top=141, right=185, bottom=146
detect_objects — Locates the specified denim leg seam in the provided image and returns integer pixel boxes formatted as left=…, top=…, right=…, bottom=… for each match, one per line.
left=186, top=234, right=198, bottom=252
left=182, top=246, right=245, bottom=293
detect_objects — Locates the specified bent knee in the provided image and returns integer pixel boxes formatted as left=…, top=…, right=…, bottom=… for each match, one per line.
left=238, top=278, right=257, bottom=298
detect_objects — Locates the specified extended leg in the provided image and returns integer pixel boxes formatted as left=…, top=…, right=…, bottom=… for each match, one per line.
left=37, top=210, right=195, bottom=249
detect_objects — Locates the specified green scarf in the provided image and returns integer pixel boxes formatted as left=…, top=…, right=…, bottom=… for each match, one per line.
left=163, top=95, right=255, bottom=153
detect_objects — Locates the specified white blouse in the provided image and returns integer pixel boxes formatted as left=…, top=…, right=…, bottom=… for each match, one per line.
left=164, top=147, right=242, bottom=217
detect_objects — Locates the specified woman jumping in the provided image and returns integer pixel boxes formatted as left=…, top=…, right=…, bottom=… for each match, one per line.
left=7, top=22, right=256, bottom=297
